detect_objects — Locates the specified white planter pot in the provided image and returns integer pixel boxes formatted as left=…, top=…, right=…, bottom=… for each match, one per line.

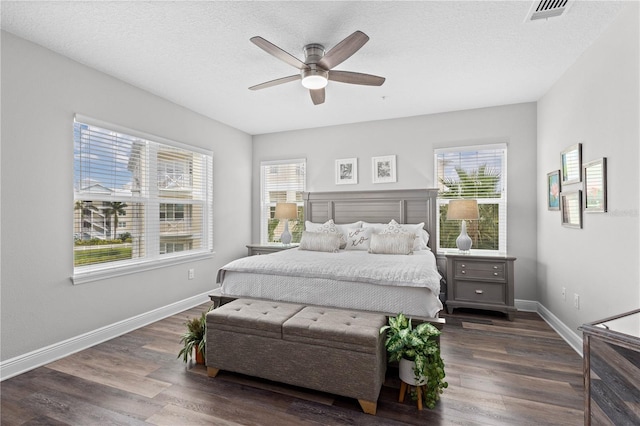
left=399, top=358, right=427, bottom=386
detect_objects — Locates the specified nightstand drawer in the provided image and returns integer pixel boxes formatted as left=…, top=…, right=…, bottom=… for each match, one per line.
left=455, top=261, right=505, bottom=281
left=455, top=281, right=505, bottom=304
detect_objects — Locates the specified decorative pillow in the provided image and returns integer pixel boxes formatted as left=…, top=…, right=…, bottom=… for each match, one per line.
left=299, top=231, right=341, bottom=253
left=381, top=219, right=427, bottom=251
left=368, top=233, right=415, bottom=255
left=334, top=221, right=362, bottom=247
left=345, top=227, right=373, bottom=251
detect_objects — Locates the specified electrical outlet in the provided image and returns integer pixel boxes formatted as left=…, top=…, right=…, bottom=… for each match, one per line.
left=561, top=287, right=566, bottom=301
left=188, top=269, right=195, bottom=280
left=573, top=293, right=580, bottom=310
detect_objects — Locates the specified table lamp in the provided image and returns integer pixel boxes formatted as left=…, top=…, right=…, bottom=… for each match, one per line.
left=274, top=202, right=297, bottom=245
left=446, top=199, right=479, bottom=253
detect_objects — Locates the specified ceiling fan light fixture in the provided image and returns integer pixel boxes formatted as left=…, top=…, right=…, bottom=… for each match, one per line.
left=301, top=67, right=328, bottom=90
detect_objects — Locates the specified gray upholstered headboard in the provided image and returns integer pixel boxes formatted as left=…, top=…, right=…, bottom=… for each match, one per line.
left=303, top=189, right=439, bottom=256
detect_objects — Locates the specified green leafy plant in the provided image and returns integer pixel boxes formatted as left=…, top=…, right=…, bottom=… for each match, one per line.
left=380, top=313, right=448, bottom=409
left=178, top=312, right=206, bottom=363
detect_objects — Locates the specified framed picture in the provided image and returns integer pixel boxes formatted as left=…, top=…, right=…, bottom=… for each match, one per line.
left=561, top=190, right=582, bottom=229
left=547, top=170, right=561, bottom=211
left=372, top=155, right=396, bottom=184
left=584, top=157, right=607, bottom=213
left=561, top=143, right=582, bottom=185
left=335, top=158, right=358, bottom=185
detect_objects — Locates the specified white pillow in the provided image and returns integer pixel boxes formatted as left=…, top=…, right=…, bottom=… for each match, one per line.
left=368, top=233, right=415, bottom=255
left=334, top=221, right=362, bottom=242
left=362, top=222, right=387, bottom=233
left=299, top=231, right=341, bottom=253
left=381, top=219, right=427, bottom=251
left=344, top=227, right=373, bottom=251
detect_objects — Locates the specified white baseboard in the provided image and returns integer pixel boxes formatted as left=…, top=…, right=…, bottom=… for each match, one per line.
left=516, top=299, right=583, bottom=356
left=0, top=291, right=211, bottom=381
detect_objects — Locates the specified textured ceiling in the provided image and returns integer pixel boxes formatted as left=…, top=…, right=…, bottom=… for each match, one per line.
left=1, top=1, right=627, bottom=135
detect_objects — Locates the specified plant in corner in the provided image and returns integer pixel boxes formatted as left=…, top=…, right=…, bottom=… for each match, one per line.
left=380, top=312, right=448, bottom=409
left=178, top=311, right=207, bottom=364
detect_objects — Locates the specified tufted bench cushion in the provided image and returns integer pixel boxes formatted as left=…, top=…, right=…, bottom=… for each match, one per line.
left=207, top=299, right=304, bottom=339
left=283, top=306, right=387, bottom=353
left=206, top=298, right=387, bottom=415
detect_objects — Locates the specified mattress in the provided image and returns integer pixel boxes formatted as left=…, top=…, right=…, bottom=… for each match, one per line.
left=217, top=248, right=443, bottom=318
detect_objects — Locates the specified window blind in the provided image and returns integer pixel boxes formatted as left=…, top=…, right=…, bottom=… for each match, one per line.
left=260, top=159, right=306, bottom=244
left=73, top=116, right=213, bottom=278
left=434, top=144, right=507, bottom=254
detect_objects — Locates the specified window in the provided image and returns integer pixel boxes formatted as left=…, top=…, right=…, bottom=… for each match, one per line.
left=73, top=115, right=213, bottom=283
left=260, top=159, right=306, bottom=244
left=434, top=144, right=507, bottom=254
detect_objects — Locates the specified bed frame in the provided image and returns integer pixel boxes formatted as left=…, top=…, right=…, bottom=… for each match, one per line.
left=303, top=188, right=439, bottom=257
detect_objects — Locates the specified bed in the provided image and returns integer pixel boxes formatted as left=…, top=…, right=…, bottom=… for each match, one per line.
left=214, top=189, right=444, bottom=319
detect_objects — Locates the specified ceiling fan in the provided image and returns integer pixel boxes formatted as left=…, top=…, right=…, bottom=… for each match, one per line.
left=249, top=30, right=385, bottom=105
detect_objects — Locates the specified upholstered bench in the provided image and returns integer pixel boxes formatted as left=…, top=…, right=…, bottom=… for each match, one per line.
left=206, top=299, right=388, bottom=415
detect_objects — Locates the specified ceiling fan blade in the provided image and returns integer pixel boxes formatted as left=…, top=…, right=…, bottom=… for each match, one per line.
left=310, top=88, right=325, bottom=105
left=250, top=36, right=308, bottom=70
left=318, top=30, right=369, bottom=70
left=249, top=74, right=301, bottom=91
left=328, top=70, right=385, bottom=86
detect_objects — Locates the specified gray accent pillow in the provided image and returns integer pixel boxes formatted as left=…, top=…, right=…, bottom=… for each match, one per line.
left=368, top=233, right=414, bottom=255
left=299, top=231, right=341, bottom=253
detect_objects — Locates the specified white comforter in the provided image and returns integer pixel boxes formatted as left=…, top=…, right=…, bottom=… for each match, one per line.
left=217, top=248, right=442, bottom=295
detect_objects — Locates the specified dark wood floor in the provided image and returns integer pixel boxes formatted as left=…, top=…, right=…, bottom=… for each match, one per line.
left=1, top=304, right=584, bottom=425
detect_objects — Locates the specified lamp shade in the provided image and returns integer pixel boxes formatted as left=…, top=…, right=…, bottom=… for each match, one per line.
left=446, top=199, right=479, bottom=220
left=274, top=203, right=298, bottom=220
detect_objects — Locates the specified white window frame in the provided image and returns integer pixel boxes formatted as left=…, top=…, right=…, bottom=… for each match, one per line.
left=434, top=143, right=507, bottom=255
left=260, top=158, right=306, bottom=244
left=72, top=114, right=213, bottom=284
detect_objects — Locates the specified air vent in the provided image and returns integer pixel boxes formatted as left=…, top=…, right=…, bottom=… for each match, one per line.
left=525, top=0, right=573, bottom=21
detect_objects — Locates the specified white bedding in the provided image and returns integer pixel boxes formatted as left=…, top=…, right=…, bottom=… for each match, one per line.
left=217, top=248, right=443, bottom=318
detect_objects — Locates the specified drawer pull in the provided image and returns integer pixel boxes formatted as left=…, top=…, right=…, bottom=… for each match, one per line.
left=461, top=271, right=466, bottom=274
left=493, top=272, right=498, bottom=276
left=461, top=264, right=466, bottom=268
left=475, top=289, right=484, bottom=294
left=493, top=266, right=498, bottom=269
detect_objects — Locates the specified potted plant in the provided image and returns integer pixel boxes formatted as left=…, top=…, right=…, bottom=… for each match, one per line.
left=178, top=312, right=206, bottom=365
left=380, top=313, right=448, bottom=409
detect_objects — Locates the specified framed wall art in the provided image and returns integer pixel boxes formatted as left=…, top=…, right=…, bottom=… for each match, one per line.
left=547, top=170, right=561, bottom=211
left=583, top=157, right=607, bottom=213
left=372, top=155, right=396, bottom=184
left=335, top=158, right=358, bottom=185
left=561, top=190, right=583, bottom=229
left=561, top=143, right=582, bottom=185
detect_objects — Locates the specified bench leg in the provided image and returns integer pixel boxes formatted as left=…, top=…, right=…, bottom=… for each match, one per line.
left=358, top=399, right=377, bottom=415
left=207, top=367, right=220, bottom=377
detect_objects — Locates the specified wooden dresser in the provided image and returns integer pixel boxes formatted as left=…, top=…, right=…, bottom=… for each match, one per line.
left=445, top=254, right=517, bottom=320
left=579, top=309, right=640, bottom=425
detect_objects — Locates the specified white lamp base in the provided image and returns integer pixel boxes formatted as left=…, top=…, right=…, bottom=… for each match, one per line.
left=280, top=220, right=292, bottom=245
left=456, top=220, right=472, bottom=253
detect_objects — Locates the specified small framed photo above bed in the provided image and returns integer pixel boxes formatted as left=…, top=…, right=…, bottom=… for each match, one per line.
left=372, top=155, right=396, bottom=184
left=561, top=190, right=582, bottom=229
left=583, top=158, right=607, bottom=213
left=335, top=158, right=358, bottom=185
left=561, top=143, right=582, bottom=185
left=547, top=170, right=561, bottom=211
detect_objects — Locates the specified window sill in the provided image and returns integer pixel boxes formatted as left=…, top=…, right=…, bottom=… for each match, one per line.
left=71, top=251, right=214, bottom=285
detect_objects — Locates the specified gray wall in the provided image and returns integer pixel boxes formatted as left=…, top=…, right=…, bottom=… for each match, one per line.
left=537, top=3, right=639, bottom=333
left=0, top=32, right=252, bottom=361
left=253, top=103, right=538, bottom=301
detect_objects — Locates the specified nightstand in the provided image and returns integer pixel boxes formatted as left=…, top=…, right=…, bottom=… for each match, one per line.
left=445, top=253, right=517, bottom=320
left=246, top=244, right=297, bottom=256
